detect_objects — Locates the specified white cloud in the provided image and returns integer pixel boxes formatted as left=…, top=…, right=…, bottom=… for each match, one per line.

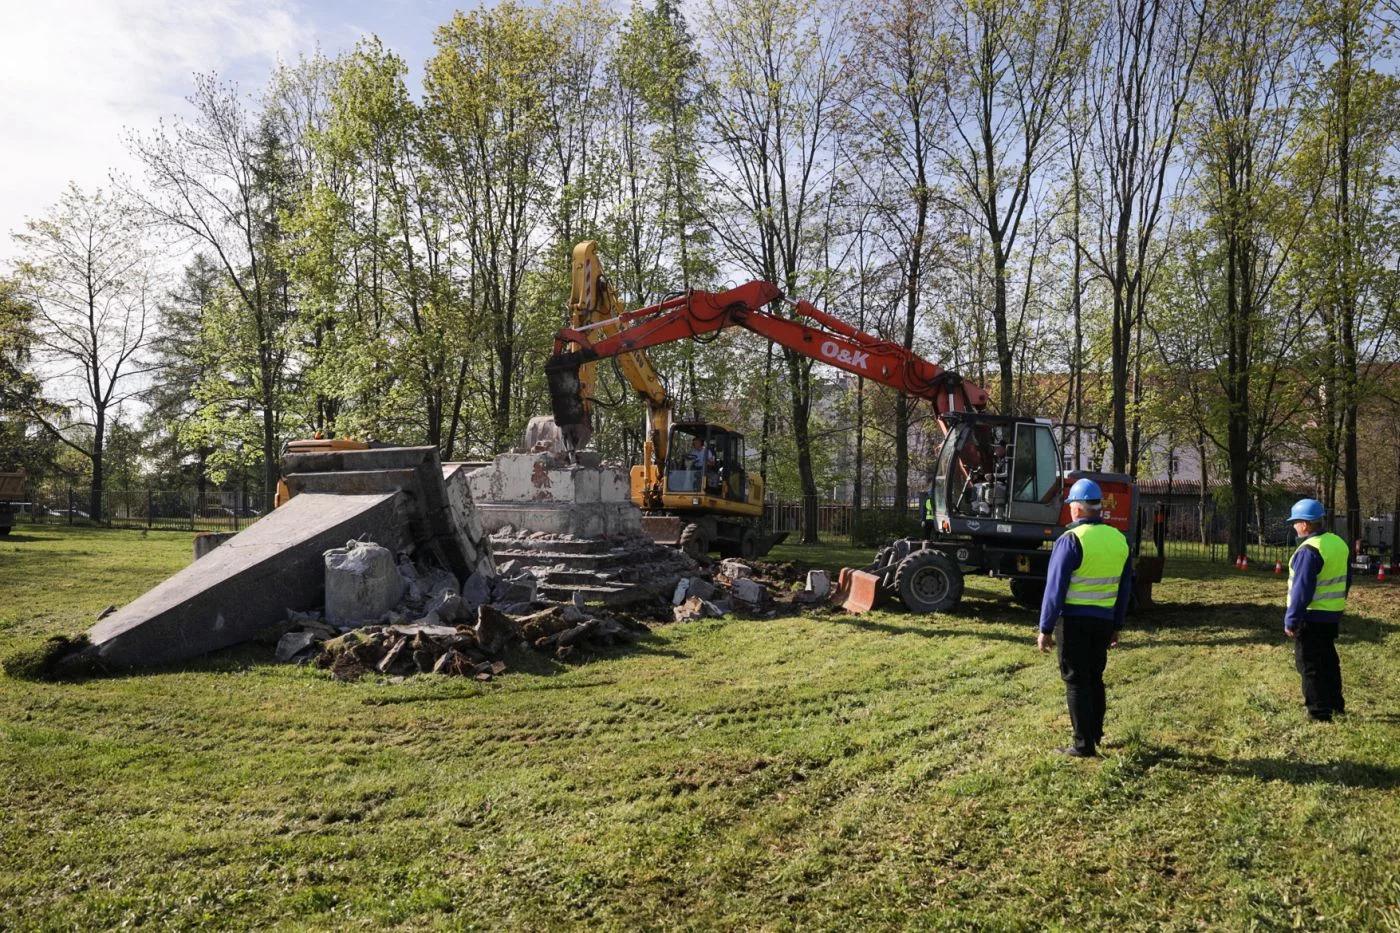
left=0, top=0, right=314, bottom=261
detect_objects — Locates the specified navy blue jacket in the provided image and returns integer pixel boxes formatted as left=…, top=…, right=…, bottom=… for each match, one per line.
left=1283, top=542, right=1350, bottom=633
left=1038, top=518, right=1134, bottom=634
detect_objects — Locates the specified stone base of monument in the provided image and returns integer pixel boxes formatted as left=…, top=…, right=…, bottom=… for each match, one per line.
left=468, top=451, right=694, bottom=605
left=467, top=451, right=641, bottom=539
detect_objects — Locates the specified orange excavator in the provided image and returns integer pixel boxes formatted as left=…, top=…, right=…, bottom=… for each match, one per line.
left=546, top=276, right=1157, bottom=614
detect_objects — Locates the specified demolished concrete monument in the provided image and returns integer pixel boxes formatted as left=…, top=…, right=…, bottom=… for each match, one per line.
left=77, top=446, right=496, bottom=671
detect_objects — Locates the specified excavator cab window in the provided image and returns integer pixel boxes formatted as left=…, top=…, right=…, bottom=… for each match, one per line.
left=1006, top=422, right=1063, bottom=525
left=666, top=425, right=724, bottom=495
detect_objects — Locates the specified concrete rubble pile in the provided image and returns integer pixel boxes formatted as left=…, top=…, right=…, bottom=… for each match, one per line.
left=268, top=538, right=649, bottom=680
left=670, top=559, right=832, bottom=622
left=48, top=432, right=835, bottom=679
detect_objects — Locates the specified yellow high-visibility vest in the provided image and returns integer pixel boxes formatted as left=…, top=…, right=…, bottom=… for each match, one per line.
left=1287, top=532, right=1349, bottom=613
left=1065, top=522, right=1129, bottom=610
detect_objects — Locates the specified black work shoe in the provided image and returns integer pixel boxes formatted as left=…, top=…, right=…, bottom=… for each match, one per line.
left=1308, top=711, right=1334, bottom=723
left=1054, top=746, right=1098, bottom=758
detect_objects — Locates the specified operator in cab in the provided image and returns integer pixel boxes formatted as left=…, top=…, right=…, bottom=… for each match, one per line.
left=1036, top=478, right=1133, bottom=758
left=1283, top=498, right=1350, bottom=722
left=687, top=436, right=718, bottom=492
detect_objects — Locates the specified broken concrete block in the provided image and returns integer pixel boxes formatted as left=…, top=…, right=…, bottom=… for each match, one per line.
left=687, top=576, right=717, bottom=601
left=721, top=559, right=754, bottom=579
left=425, top=590, right=468, bottom=625
left=388, top=621, right=459, bottom=639
left=731, top=577, right=765, bottom=605
left=325, top=539, right=405, bottom=625
left=462, top=571, right=492, bottom=610
left=193, top=532, right=236, bottom=561
left=561, top=603, right=587, bottom=624
left=498, top=577, right=537, bottom=605
left=672, top=578, right=691, bottom=605
left=674, top=595, right=726, bottom=622
left=275, top=630, right=319, bottom=662
left=805, top=569, right=830, bottom=600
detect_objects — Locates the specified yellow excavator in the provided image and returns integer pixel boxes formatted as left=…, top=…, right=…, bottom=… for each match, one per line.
left=562, top=241, right=784, bottom=559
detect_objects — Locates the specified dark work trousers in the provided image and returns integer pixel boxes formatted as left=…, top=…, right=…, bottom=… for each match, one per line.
left=1294, top=621, right=1344, bottom=719
left=922, top=520, right=936, bottom=541
left=1057, top=617, right=1116, bottom=753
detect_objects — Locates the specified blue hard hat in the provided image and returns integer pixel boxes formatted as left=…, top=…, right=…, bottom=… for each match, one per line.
left=1289, top=498, right=1325, bottom=522
left=1066, top=478, right=1103, bottom=503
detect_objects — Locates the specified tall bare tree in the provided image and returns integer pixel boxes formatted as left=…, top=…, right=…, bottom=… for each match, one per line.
left=11, top=185, right=152, bottom=519
left=849, top=0, right=950, bottom=517
left=934, top=0, right=1081, bottom=412
left=1082, top=0, right=1208, bottom=473
left=130, top=75, right=300, bottom=510
left=700, top=0, right=849, bottom=543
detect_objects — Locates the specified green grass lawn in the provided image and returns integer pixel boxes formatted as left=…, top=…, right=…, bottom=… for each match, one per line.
left=2, top=525, right=1398, bottom=929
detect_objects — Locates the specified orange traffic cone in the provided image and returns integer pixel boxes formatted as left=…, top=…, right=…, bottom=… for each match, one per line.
left=1242, top=555, right=1250, bottom=571
left=1235, top=555, right=1244, bottom=570
left=1379, top=563, right=1389, bottom=582
left=1274, top=560, right=1283, bottom=575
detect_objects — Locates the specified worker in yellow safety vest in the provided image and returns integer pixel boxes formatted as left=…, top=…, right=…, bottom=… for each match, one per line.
left=1284, top=498, right=1351, bottom=721
left=1037, top=478, right=1133, bottom=758
left=922, top=490, right=937, bottom=541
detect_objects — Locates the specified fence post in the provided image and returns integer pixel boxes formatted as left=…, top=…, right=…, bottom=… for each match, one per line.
left=189, top=489, right=195, bottom=532
left=68, top=487, right=74, bottom=525
left=234, top=489, right=240, bottom=532
left=147, top=489, right=153, bottom=530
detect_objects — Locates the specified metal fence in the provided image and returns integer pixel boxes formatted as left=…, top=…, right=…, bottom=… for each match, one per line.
left=13, top=486, right=263, bottom=533
left=764, top=497, right=1368, bottom=568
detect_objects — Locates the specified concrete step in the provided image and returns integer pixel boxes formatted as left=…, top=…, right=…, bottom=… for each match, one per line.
left=538, top=569, right=628, bottom=586
left=539, top=582, right=638, bottom=602
left=493, top=549, right=623, bottom=567
left=490, top=537, right=613, bottom=555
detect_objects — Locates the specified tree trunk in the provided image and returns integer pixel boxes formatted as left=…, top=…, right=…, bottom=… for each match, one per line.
left=992, top=248, right=1014, bottom=412
left=787, top=350, right=819, bottom=545
left=90, top=410, right=105, bottom=522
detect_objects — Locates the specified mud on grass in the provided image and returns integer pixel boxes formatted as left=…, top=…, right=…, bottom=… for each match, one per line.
left=2, top=527, right=1399, bottom=928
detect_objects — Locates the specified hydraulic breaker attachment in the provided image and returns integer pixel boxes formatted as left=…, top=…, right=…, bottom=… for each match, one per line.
left=545, top=353, right=594, bottom=451
left=832, top=566, right=884, bottom=613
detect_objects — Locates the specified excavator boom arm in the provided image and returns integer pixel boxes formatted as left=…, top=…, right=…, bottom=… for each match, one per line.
left=549, top=282, right=987, bottom=435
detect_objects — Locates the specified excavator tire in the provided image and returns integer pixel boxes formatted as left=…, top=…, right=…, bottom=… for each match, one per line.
left=679, top=522, right=710, bottom=561
left=894, top=550, right=964, bottom=614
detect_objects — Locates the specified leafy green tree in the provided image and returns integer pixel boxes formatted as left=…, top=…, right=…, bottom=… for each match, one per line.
left=425, top=2, right=562, bottom=452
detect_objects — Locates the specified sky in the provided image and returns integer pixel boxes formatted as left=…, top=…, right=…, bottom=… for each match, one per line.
left=0, top=0, right=459, bottom=262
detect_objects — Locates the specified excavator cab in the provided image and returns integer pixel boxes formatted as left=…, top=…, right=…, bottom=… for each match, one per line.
left=933, top=414, right=1064, bottom=534
left=663, top=423, right=747, bottom=502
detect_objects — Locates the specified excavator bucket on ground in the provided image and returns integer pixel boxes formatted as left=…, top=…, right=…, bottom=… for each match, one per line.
left=832, top=566, right=883, bottom=613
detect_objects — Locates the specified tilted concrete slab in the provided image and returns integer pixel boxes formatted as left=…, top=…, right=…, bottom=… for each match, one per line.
left=85, top=492, right=409, bottom=670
